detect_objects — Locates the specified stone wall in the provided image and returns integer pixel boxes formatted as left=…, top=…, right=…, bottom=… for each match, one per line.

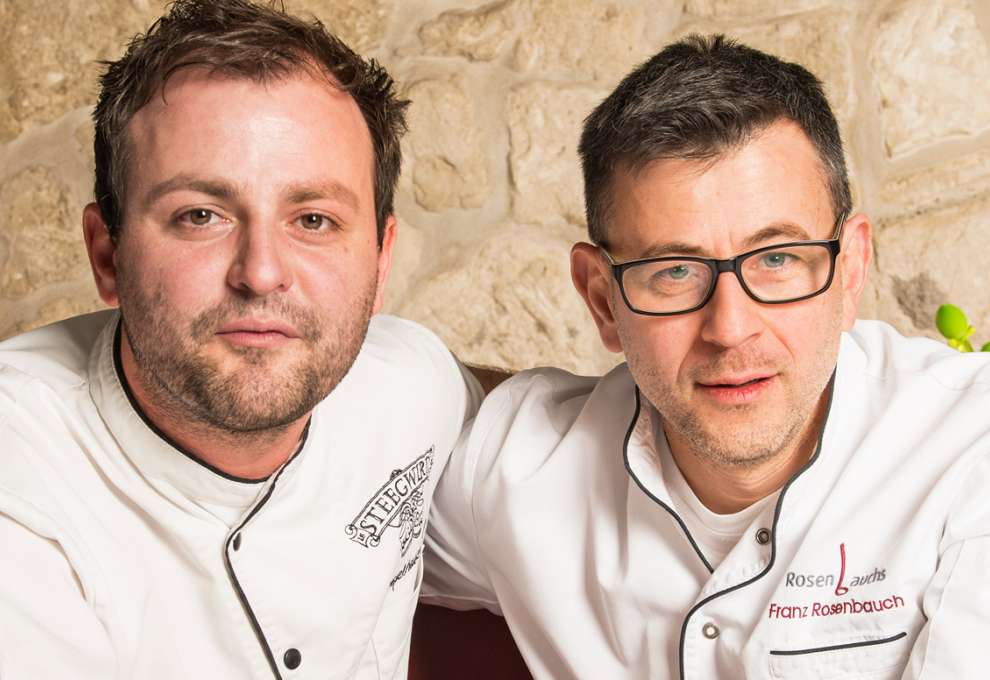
left=2, top=0, right=989, bottom=372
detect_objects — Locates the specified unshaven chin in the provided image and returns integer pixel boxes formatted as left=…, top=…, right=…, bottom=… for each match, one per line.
left=627, top=304, right=844, bottom=512
left=117, top=274, right=376, bottom=474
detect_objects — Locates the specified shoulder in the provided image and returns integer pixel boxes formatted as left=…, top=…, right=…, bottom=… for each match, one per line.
left=840, top=321, right=990, bottom=483
left=0, top=313, right=114, bottom=519
left=845, top=319, right=990, bottom=394
left=0, top=311, right=113, bottom=444
left=483, top=367, right=602, bottom=424
left=465, top=365, right=630, bottom=476
left=0, top=310, right=113, bottom=397
left=356, top=315, right=464, bottom=386
left=364, top=314, right=451, bottom=361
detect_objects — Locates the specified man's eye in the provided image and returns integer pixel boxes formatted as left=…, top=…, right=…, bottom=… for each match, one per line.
left=298, top=214, right=335, bottom=231
left=184, top=208, right=216, bottom=226
left=661, top=265, right=692, bottom=280
left=760, top=252, right=792, bottom=268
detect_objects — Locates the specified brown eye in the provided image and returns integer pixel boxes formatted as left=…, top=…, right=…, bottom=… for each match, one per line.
left=299, top=214, right=331, bottom=231
left=189, top=209, right=213, bottom=226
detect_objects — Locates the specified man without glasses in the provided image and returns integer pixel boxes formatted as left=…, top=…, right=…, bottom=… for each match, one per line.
left=0, top=1, right=479, bottom=677
left=424, top=35, right=990, bottom=679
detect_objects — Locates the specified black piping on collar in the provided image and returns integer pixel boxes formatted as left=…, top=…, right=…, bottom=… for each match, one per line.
left=622, top=370, right=837, bottom=680
left=112, top=318, right=309, bottom=485
left=223, top=434, right=309, bottom=680
left=622, top=389, right=715, bottom=574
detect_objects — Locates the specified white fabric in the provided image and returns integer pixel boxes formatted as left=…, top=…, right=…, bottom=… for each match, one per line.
left=424, top=320, right=990, bottom=680
left=659, top=432, right=777, bottom=569
left=0, top=310, right=480, bottom=680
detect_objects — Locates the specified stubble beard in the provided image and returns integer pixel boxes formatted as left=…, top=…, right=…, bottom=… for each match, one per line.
left=118, top=274, right=375, bottom=436
left=623, top=310, right=842, bottom=470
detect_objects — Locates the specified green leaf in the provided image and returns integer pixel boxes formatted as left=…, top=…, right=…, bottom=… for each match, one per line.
left=936, top=304, right=970, bottom=340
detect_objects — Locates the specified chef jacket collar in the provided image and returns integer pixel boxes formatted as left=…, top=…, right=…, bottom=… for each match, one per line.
left=88, top=312, right=311, bottom=509
left=623, top=329, right=865, bottom=549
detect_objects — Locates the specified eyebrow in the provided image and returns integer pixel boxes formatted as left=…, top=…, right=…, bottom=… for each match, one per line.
left=143, top=174, right=361, bottom=212
left=286, top=182, right=360, bottom=211
left=636, top=221, right=816, bottom=259
left=144, top=175, right=237, bottom=207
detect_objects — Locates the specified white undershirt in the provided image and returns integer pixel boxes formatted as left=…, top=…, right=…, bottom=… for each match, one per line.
left=657, top=430, right=777, bottom=568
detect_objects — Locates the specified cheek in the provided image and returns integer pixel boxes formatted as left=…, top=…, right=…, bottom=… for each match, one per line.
left=768, top=295, right=843, bottom=367
left=618, top=313, right=696, bottom=385
left=296, top=248, right=379, bottom=299
left=158, top=252, right=228, bottom=305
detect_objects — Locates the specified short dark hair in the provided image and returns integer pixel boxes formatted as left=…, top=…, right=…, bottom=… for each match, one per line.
left=578, top=34, right=851, bottom=245
left=93, top=0, right=408, bottom=244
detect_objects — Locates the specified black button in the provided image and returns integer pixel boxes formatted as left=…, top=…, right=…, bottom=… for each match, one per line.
left=755, top=528, right=771, bottom=545
left=232, top=534, right=242, bottom=551
left=284, top=648, right=301, bottom=669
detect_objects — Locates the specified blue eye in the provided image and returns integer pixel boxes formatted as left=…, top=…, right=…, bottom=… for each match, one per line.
left=760, top=252, right=791, bottom=268
left=661, top=265, right=691, bottom=280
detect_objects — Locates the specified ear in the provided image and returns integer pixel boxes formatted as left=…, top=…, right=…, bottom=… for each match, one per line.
left=571, top=242, right=622, bottom=353
left=83, top=202, right=120, bottom=307
left=837, top=211, right=873, bottom=330
left=372, top=215, right=397, bottom=314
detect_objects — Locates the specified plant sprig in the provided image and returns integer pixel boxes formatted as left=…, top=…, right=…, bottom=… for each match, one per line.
left=936, top=304, right=990, bottom=352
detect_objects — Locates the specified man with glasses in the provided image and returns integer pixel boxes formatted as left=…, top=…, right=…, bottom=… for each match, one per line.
left=421, top=35, right=990, bottom=679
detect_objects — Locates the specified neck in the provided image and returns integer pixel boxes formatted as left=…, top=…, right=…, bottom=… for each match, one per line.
left=664, top=391, right=830, bottom=514
left=118, top=333, right=307, bottom=481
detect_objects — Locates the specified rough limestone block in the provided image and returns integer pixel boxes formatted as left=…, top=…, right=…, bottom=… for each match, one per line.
left=678, top=9, right=854, bottom=118
left=405, top=75, right=490, bottom=212
left=864, top=197, right=990, bottom=340
left=511, top=0, right=654, bottom=82
left=396, top=226, right=620, bottom=374
left=284, top=0, right=393, bottom=53
left=413, top=0, right=518, bottom=61
left=0, top=0, right=170, bottom=143
left=379, top=218, right=425, bottom=316
left=0, top=167, right=89, bottom=300
left=2, top=293, right=106, bottom=341
left=684, top=0, right=830, bottom=18
left=879, top=149, right=990, bottom=220
left=508, top=82, right=605, bottom=229
left=870, top=0, right=990, bottom=158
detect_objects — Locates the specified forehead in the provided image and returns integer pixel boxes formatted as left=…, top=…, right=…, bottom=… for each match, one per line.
left=605, top=121, right=834, bottom=255
left=124, top=67, right=374, bottom=200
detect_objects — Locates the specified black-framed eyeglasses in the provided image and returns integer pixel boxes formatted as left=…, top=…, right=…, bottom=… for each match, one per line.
left=601, top=213, right=847, bottom=316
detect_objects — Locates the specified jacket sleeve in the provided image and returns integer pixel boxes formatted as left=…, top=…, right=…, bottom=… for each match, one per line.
left=0, top=511, right=116, bottom=679
left=901, top=454, right=990, bottom=678
left=420, top=418, right=502, bottom=614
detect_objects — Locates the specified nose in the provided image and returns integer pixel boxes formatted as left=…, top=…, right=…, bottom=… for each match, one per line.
left=698, top=271, right=763, bottom=349
left=226, top=221, right=293, bottom=297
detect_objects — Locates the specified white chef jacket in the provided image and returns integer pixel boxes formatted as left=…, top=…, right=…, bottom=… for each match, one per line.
left=0, top=309, right=480, bottom=680
left=423, top=320, right=990, bottom=680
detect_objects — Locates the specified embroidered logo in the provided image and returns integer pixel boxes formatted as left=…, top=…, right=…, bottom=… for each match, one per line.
left=346, top=446, right=434, bottom=555
left=767, top=543, right=904, bottom=621
left=782, top=543, right=887, bottom=595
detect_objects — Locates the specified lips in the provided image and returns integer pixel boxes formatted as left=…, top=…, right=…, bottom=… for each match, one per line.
left=216, top=318, right=301, bottom=339
left=213, top=317, right=303, bottom=350
left=695, top=373, right=777, bottom=405
left=697, top=373, right=774, bottom=388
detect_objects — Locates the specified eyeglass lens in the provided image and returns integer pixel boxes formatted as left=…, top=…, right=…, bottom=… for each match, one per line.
left=621, top=243, right=834, bottom=314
